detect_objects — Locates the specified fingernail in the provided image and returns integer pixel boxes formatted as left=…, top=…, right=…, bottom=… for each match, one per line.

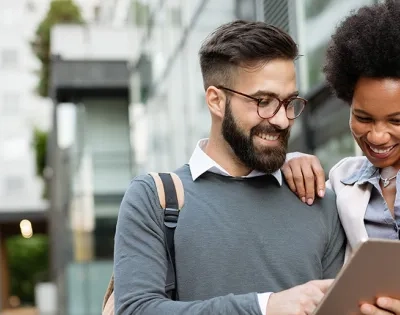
left=301, top=197, right=306, bottom=203
left=377, top=297, right=389, bottom=307
left=360, top=304, right=372, bottom=314
left=307, top=198, right=313, bottom=205
left=319, top=190, right=325, bottom=197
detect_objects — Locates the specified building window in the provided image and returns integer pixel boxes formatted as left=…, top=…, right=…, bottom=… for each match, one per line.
left=4, top=176, right=24, bottom=195
left=1, top=49, right=18, bottom=69
left=315, top=132, right=355, bottom=173
left=94, top=218, right=117, bottom=259
left=263, top=0, right=289, bottom=33
left=305, top=0, right=334, bottom=19
left=2, top=93, right=20, bottom=115
left=236, top=0, right=257, bottom=20
left=169, top=7, right=182, bottom=27
left=307, top=43, right=329, bottom=88
left=131, top=0, right=150, bottom=26
left=26, top=1, right=36, bottom=13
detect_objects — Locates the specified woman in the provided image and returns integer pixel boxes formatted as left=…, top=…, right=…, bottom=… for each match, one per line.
left=282, top=1, right=400, bottom=314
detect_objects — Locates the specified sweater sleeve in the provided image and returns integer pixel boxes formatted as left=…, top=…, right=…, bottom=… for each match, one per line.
left=113, top=176, right=263, bottom=315
left=320, top=189, right=346, bottom=278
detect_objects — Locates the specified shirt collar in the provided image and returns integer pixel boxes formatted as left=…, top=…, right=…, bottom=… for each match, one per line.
left=341, top=158, right=378, bottom=185
left=188, top=138, right=282, bottom=185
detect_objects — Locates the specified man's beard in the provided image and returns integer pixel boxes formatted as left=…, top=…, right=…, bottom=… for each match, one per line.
left=222, top=101, right=290, bottom=174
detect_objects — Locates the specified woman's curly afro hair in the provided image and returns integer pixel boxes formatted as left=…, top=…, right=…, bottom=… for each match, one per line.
left=324, top=0, right=400, bottom=104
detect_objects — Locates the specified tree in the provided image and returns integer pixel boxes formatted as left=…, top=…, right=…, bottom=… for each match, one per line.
left=32, top=0, right=84, bottom=97
left=32, top=127, right=49, bottom=198
left=7, top=235, right=49, bottom=305
left=33, top=128, right=48, bottom=178
left=132, top=0, right=150, bottom=26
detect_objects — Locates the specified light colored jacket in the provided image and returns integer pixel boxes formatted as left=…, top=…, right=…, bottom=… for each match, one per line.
left=328, top=156, right=371, bottom=261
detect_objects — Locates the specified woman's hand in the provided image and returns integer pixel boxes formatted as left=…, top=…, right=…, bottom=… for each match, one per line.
left=281, top=154, right=326, bottom=205
left=360, top=297, right=400, bottom=314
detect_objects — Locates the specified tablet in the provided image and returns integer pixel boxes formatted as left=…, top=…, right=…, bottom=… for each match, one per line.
left=313, top=238, right=400, bottom=315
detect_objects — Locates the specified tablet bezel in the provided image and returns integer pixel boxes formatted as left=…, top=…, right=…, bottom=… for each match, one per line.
left=313, top=238, right=400, bottom=315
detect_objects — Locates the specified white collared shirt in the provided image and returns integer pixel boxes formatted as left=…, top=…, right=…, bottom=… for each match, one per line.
left=189, top=138, right=282, bottom=185
left=188, top=138, right=276, bottom=315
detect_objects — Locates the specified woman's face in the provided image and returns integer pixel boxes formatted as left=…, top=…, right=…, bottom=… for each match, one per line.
left=350, top=77, right=400, bottom=169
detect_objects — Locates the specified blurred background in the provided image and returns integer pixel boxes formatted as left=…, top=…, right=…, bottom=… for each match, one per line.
left=0, top=0, right=378, bottom=314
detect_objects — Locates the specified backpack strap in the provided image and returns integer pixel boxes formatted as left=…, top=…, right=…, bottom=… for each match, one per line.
left=102, top=275, right=114, bottom=312
left=102, top=172, right=184, bottom=313
left=150, top=172, right=184, bottom=300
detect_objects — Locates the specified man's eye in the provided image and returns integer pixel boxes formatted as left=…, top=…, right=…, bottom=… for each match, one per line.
left=258, top=99, right=274, bottom=107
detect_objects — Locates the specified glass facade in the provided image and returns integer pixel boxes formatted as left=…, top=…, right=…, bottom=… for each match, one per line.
left=130, top=0, right=260, bottom=172
left=301, top=0, right=376, bottom=91
left=315, top=130, right=355, bottom=172
left=294, top=0, right=375, bottom=167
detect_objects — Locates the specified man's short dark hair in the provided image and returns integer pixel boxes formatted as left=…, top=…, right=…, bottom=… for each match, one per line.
left=199, top=20, right=298, bottom=90
left=324, top=0, right=400, bottom=103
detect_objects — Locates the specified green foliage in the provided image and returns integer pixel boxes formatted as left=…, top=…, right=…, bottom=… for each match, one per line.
left=32, top=128, right=49, bottom=199
left=32, top=0, right=84, bottom=97
left=132, top=0, right=150, bottom=26
left=32, top=128, right=48, bottom=178
left=6, top=235, right=49, bottom=304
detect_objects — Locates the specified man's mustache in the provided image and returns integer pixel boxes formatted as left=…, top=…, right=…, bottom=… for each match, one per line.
left=251, top=125, right=290, bottom=138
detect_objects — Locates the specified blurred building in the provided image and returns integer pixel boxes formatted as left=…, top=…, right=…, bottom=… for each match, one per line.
left=288, top=0, right=376, bottom=171
left=47, top=22, right=141, bottom=315
left=128, top=0, right=263, bottom=172
left=0, top=0, right=52, bottom=310
left=0, top=0, right=113, bottom=313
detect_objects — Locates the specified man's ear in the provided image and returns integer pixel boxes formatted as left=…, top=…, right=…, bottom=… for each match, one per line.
left=206, top=86, right=226, bottom=119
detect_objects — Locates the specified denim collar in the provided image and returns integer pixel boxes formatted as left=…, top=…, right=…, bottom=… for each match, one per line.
left=340, top=158, right=379, bottom=185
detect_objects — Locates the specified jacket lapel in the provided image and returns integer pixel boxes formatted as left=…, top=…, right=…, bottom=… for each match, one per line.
left=336, top=182, right=371, bottom=251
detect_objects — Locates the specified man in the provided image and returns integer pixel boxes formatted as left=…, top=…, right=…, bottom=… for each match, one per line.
left=114, top=20, right=345, bottom=315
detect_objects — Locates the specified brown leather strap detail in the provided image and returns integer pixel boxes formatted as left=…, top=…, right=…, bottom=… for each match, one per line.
left=102, top=291, right=114, bottom=315
left=169, top=172, right=184, bottom=209
left=149, top=172, right=166, bottom=209
left=149, top=172, right=184, bottom=209
left=102, top=275, right=114, bottom=311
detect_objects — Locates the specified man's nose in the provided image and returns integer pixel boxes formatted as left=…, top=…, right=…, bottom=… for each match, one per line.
left=267, top=105, right=290, bottom=130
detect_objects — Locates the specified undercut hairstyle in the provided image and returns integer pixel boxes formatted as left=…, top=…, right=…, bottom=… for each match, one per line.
left=324, top=0, right=400, bottom=103
left=199, top=20, right=299, bottom=90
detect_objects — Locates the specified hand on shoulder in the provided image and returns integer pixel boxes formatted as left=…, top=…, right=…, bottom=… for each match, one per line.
left=281, top=153, right=326, bottom=205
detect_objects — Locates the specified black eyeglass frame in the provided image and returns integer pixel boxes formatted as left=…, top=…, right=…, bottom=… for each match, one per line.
left=217, top=85, right=307, bottom=120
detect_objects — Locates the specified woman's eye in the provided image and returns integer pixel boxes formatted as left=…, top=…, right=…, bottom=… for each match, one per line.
left=389, top=119, right=400, bottom=125
left=355, top=115, right=372, bottom=123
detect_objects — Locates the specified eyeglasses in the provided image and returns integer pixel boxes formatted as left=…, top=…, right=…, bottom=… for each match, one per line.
left=217, top=86, right=307, bottom=120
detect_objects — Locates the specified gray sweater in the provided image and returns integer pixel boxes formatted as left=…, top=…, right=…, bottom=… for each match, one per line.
left=114, top=165, right=346, bottom=315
